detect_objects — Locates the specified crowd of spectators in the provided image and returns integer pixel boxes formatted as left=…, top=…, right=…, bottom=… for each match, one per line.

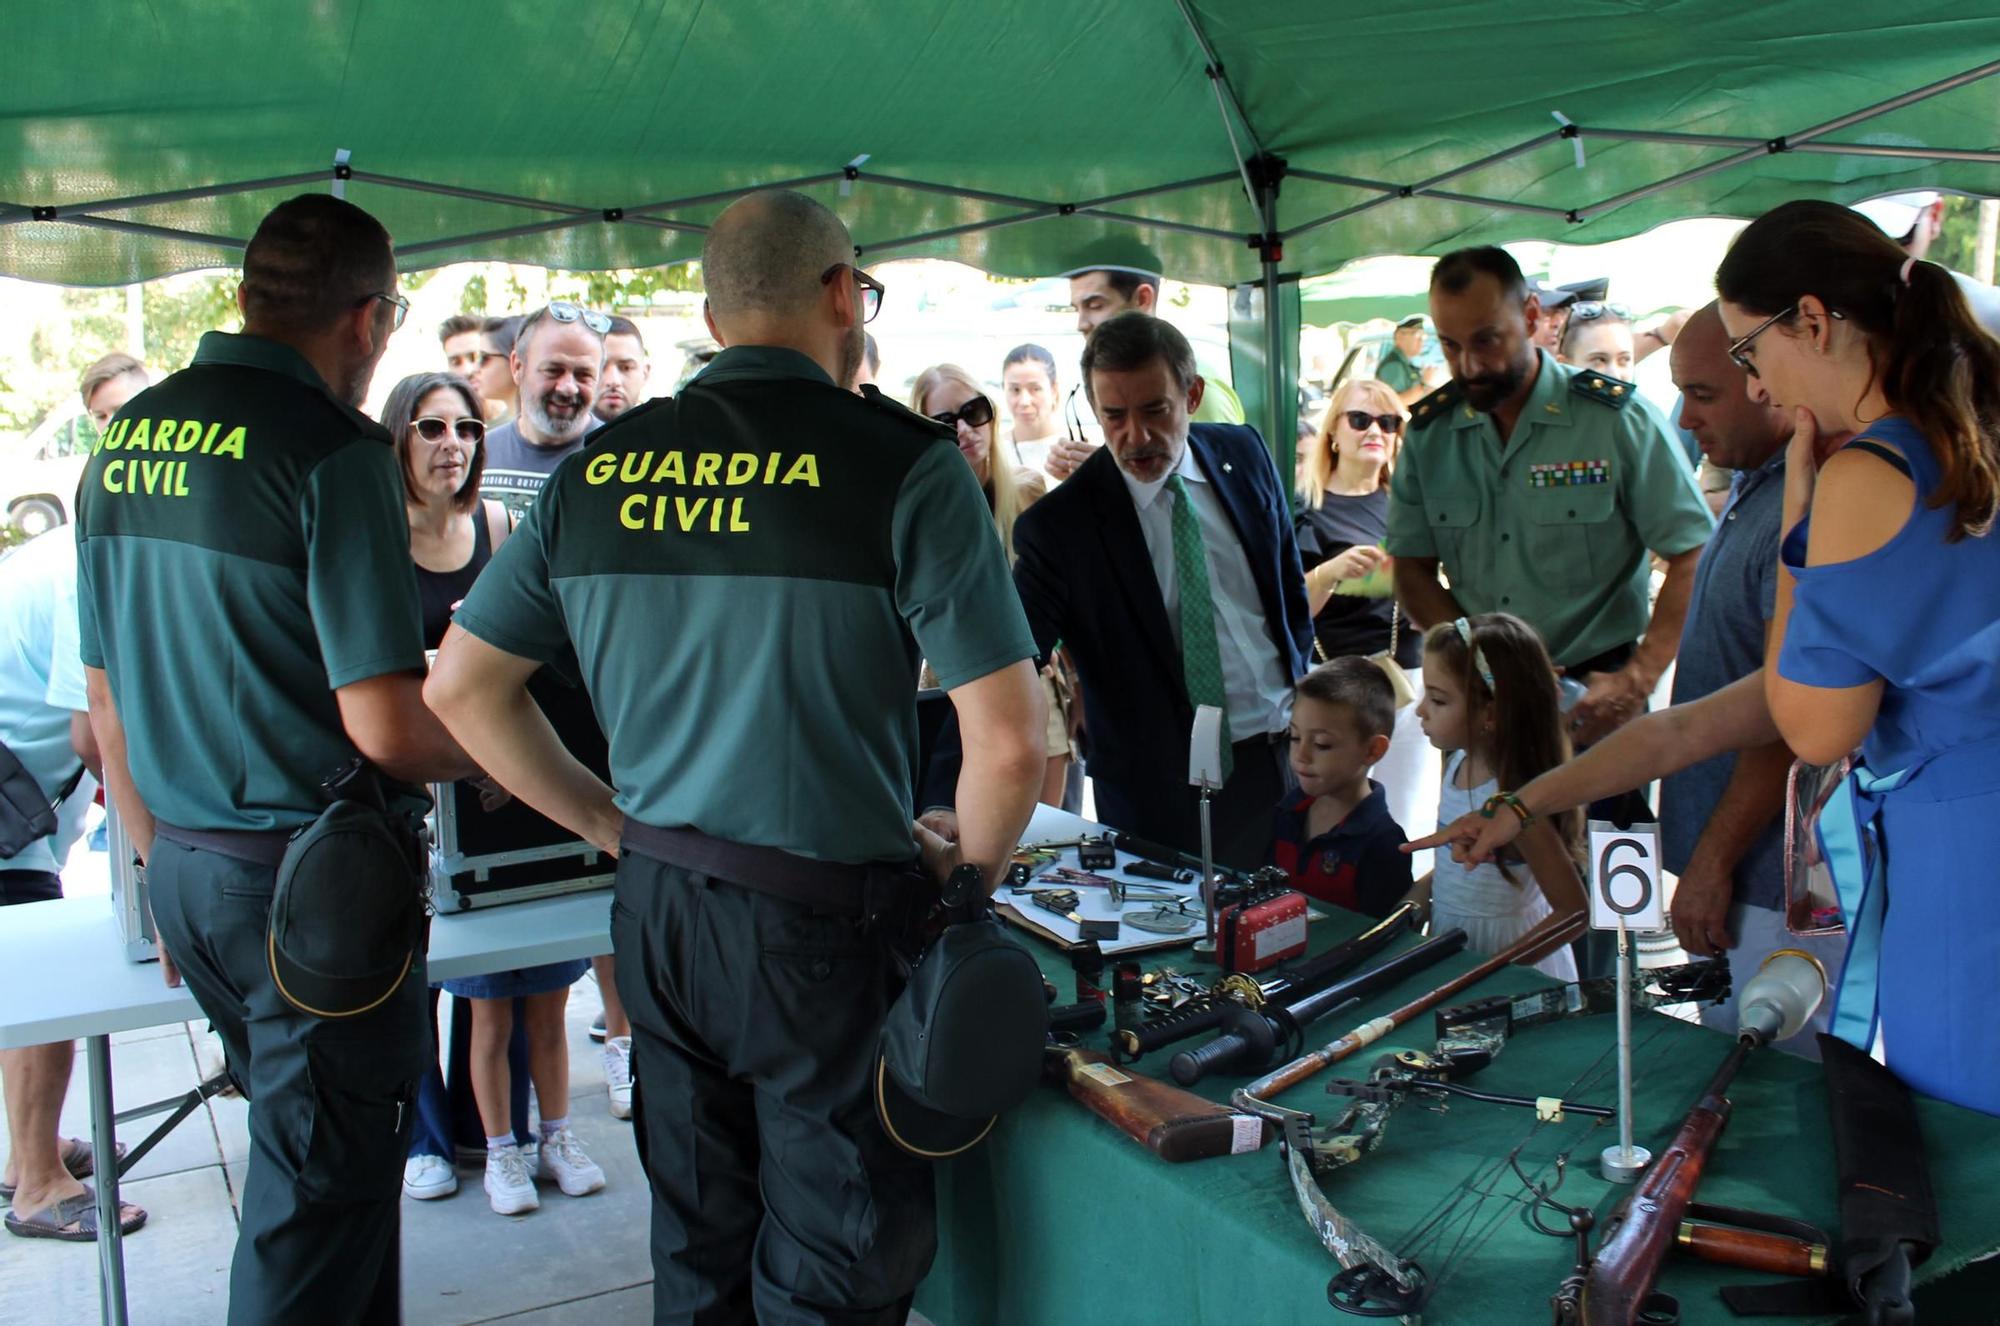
left=6, top=186, right=2000, bottom=1273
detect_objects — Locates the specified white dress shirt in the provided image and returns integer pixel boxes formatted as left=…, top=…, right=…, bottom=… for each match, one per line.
left=1119, top=443, right=1292, bottom=739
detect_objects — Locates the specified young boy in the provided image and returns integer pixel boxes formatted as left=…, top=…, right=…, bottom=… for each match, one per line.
left=1270, top=657, right=1413, bottom=915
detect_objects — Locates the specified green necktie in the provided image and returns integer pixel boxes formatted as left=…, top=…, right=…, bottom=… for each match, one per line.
left=1165, top=472, right=1232, bottom=781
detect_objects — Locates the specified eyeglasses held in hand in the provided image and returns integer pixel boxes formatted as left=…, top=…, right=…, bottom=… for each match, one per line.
left=1343, top=410, right=1403, bottom=436
left=545, top=300, right=613, bottom=335
left=360, top=291, right=410, bottom=331
left=412, top=416, right=486, bottom=444
left=930, top=395, right=994, bottom=431
left=821, top=263, right=885, bottom=324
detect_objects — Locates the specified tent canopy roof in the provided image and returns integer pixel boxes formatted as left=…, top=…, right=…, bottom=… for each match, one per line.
left=5, top=2, right=1997, bottom=287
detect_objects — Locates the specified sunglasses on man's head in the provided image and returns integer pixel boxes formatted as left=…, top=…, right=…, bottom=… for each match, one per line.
left=931, top=395, right=995, bottom=430
left=1342, top=410, right=1403, bottom=436
left=544, top=300, right=613, bottom=335
left=413, top=416, right=485, bottom=444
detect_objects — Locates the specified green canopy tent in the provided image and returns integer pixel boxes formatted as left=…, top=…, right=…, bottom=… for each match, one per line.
left=5, top=1, right=1998, bottom=482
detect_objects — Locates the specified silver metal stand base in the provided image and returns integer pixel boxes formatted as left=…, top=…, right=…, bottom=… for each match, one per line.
left=1600, top=1143, right=1652, bottom=1184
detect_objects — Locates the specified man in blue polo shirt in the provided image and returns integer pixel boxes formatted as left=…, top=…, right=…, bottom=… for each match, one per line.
left=1664, top=304, right=1843, bottom=1055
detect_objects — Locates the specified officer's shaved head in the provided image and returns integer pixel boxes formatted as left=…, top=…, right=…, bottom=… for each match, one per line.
left=702, top=191, right=852, bottom=320
left=239, top=194, right=396, bottom=336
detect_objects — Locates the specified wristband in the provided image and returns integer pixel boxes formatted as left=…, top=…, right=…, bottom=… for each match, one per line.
left=1480, top=791, right=1534, bottom=825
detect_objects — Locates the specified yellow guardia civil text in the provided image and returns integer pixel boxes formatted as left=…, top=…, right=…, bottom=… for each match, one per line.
left=583, top=448, right=820, bottom=535
left=92, top=416, right=249, bottom=497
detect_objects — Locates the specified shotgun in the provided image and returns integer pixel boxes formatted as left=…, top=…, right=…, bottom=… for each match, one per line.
left=1235, top=911, right=1589, bottom=1109
left=1046, top=1045, right=1269, bottom=1162
left=1112, top=902, right=1420, bottom=1063
left=1169, top=928, right=1467, bottom=1085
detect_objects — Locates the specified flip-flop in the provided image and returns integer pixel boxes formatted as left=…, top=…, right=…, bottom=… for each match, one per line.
left=0, top=1137, right=125, bottom=1200
left=4, top=1185, right=147, bottom=1242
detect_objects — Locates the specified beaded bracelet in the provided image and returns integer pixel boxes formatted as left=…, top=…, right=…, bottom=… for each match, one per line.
left=1480, top=791, right=1534, bottom=825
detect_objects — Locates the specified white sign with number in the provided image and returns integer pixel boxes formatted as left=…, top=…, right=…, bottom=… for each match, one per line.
left=1587, top=819, right=1666, bottom=931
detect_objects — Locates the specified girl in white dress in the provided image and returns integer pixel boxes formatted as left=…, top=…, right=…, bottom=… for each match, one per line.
left=1409, top=614, right=1586, bottom=980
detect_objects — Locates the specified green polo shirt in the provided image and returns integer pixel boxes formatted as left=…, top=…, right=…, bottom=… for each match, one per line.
left=1192, top=362, right=1245, bottom=425
left=1375, top=346, right=1421, bottom=393
left=454, top=345, right=1035, bottom=865
left=74, top=332, right=427, bottom=830
left=1384, top=351, right=1714, bottom=667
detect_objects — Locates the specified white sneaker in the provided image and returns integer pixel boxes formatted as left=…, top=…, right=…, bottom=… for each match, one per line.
left=537, top=1127, right=606, bottom=1197
left=402, top=1153, right=457, bottom=1201
left=605, top=1037, right=633, bottom=1121
left=483, top=1143, right=539, bottom=1215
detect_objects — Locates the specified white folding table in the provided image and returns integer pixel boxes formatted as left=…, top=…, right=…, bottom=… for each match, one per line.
left=0, top=889, right=616, bottom=1326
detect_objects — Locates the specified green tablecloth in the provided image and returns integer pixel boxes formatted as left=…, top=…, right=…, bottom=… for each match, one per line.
left=917, top=910, right=2000, bottom=1326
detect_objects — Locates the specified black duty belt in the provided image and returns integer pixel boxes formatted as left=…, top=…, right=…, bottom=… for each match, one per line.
left=155, top=821, right=303, bottom=869
left=620, top=819, right=929, bottom=922
left=1565, top=640, right=1637, bottom=679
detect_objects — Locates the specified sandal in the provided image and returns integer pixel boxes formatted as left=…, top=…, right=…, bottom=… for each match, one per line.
left=4, top=1185, right=148, bottom=1242
left=0, top=1137, right=125, bottom=1200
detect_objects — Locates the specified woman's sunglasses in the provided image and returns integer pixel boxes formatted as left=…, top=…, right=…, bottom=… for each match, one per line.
left=413, top=416, right=486, bottom=444
left=1342, top=410, right=1403, bottom=435
left=1567, top=301, right=1632, bottom=324
left=931, top=395, right=995, bottom=430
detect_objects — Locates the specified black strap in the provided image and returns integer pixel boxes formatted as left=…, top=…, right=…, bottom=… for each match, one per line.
left=621, top=819, right=920, bottom=920
left=154, top=821, right=299, bottom=868
left=1843, top=439, right=1914, bottom=477
left=53, top=762, right=86, bottom=807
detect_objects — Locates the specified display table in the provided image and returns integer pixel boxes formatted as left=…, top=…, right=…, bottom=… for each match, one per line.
left=918, top=808, right=2000, bottom=1325
left=0, top=888, right=615, bottom=1326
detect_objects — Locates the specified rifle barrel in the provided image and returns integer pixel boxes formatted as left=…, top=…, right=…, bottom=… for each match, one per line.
left=1238, top=911, right=1589, bottom=1109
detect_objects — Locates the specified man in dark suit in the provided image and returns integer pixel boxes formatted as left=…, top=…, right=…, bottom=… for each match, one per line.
left=1012, top=312, right=1312, bottom=868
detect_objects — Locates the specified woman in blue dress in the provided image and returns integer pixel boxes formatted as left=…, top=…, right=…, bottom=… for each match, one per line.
left=1716, top=199, right=2000, bottom=1115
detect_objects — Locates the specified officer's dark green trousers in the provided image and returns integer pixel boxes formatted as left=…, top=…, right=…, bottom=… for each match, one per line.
left=150, top=839, right=430, bottom=1325
left=611, top=852, right=936, bottom=1325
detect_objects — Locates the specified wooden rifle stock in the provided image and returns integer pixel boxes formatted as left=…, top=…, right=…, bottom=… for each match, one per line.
left=1047, top=1046, right=1269, bottom=1162
left=1238, top=911, right=1588, bottom=1106
left=1578, top=1038, right=1752, bottom=1325
left=1676, top=1221, right=1828, bottom=1279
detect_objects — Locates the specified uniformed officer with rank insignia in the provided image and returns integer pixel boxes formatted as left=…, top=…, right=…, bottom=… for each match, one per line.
left=77, top=195, right=480, bottom=1323
left=1387, top=246, right=1713, bottom=750
left=427, top=190, right=1046, bottom=1324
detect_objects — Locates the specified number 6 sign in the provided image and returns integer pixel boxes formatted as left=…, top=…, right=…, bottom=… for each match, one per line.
left=1588, top=820, right=1666, bottom=931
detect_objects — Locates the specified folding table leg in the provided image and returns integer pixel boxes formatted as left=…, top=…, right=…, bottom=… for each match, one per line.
left=88, top=1034, right=129, bottom=1326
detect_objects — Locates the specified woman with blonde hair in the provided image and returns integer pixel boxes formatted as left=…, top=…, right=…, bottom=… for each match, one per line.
left=910, top=364, right=1070, bottom=803
left=1295, top=377, right=1437, bottom=859
left=910, top=363, right=1046, bottom=560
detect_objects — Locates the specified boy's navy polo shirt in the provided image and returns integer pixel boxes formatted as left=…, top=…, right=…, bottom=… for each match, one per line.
left=1269, top=779, right=1412, bottom=917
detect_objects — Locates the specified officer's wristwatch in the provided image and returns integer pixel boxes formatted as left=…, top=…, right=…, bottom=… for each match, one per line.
left=942, top=863, right=985, bottom=909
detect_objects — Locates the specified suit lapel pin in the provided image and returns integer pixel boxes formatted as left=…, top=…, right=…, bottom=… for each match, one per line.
left=1223, top=462, right=1233, bottom=473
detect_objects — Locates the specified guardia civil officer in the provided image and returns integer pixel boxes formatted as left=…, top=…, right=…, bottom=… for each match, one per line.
left=77, top=195, right=479, bottom=1323
left=427, top=190, right=1046, bottom=1324
left=1388, top=247, right=1713, bottom=751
